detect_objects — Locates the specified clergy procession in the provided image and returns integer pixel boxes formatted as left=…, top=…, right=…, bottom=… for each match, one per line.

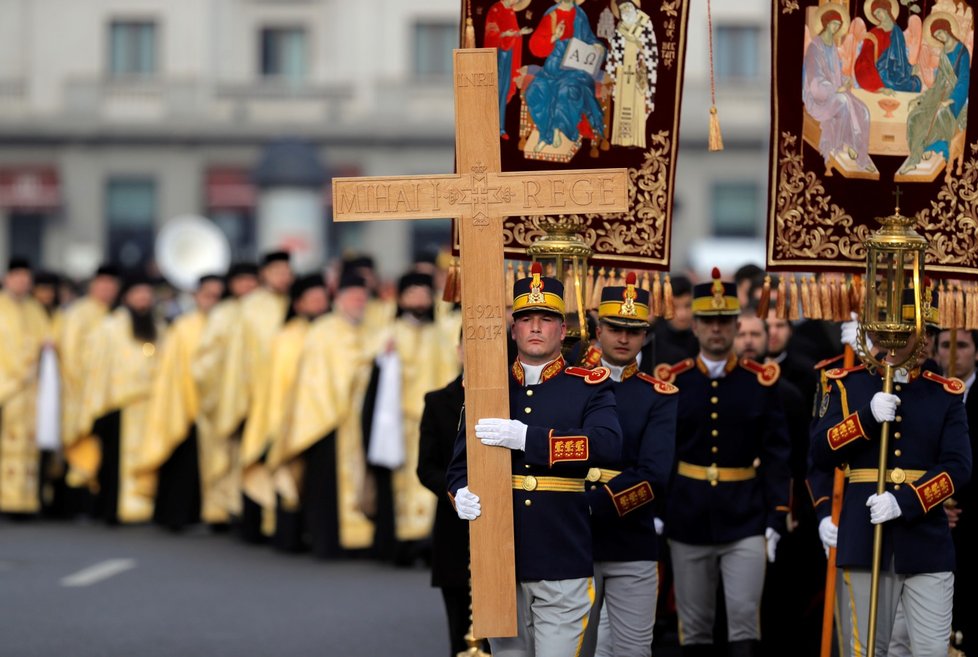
left=3, top=0, right=978, bottom=656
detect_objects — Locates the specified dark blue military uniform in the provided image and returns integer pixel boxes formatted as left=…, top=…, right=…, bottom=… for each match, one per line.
left=657, top=356, right=792, bottom=543
left=810, top=364, right=972, bottom=573
left=586, top=367, right=677, bottom=562
left=447, top=356, right=623, bottom=582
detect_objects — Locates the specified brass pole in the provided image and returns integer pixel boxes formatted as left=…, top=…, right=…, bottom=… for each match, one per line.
left=866, top=362, right=895, bottom=657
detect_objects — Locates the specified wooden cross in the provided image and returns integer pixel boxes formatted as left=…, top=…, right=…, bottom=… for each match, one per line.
left=332, top=48, right=628, bottom=638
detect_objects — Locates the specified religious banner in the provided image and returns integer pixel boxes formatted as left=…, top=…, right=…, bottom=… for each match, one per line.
left=768, top=0, right=978, bottom=278
left=455, top=0, right=691, bottom=269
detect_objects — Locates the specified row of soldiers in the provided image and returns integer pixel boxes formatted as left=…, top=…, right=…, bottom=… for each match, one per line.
left=0, top=252, right=462, bottom=564
left=440, top=265, right=972, bottom=657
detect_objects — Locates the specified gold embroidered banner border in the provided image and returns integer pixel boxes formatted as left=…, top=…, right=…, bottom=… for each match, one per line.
left=767, top=0, right=978, bottom=278
left=453, top=0, right=690, bottom=269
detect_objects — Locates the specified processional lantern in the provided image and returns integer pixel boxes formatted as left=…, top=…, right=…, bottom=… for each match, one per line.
left=856, top=202, right=929, bottom=657
left=526, top=217, right=593, bottom=344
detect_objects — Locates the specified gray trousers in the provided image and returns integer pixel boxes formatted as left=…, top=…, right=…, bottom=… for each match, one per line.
left=489, top=577, right=593, bottom=657
left=578, top=560, right=658, bottom=657
left=842, top=567, right=953, bottom=657
left=834, top=571, right=912, bottom=657
left=668, top=536, right=766, bottom=645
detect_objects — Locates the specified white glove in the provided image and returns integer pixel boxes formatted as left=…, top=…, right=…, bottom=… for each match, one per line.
left=841, top=312, right=872, bottom=352
left=867, top=492, right=902, bottom=524
left=869, top=392, right=900, bottom=423
left=653, top=517, right=665, bottom=536
left=765, top=527, right=781, bottom=563
left=454, top=486, right=481, bottom=521
left=476, top=418, right=528, bottom=451
left=818, top=517, right=838, bottom=556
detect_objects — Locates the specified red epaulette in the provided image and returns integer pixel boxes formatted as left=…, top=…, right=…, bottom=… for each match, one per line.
left=581, top=344, right=603, bottom=369
left=921, top=370, right=966, bottom=395
left=565, top=366, right=611, bottom=384
left=653, top=358, right=695, bottom=384
left=812, top=354, right=845, bottom=371
left=739, top=358, right=780, bottom=386
left=825, top=364, right=867, bottom=380
left=636, top=371, right=679, bottom=395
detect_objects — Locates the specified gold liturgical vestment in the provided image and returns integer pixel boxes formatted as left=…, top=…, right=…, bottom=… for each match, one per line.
left=77, top=308, right=164, bottom=523
left=194, top=288, right=286, bottom=519
left=0, top=292, right=47, bottom=512
left=135, top=310, right=206, bottom=503
left=378, top=318, right=460, bottom=542
left=58, top=297, right=110, bottom=487
left=276, top=312, right=376, bottom=549
left=241, top=316, right=310, bottom=511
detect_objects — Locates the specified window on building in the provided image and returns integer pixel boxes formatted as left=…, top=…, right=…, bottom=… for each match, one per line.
left=6, top=212, right=44, bottom=269
left=109, top=20, right=157, bottom=76
left=260, top=27, right=307, bottom=81
left=414, top=21, right=456, bottom=77
left=106, top=178, right=156, bottom=269
left=715, top=25, right=760, bottom=81
left=711, top=182, right=760, bottom=237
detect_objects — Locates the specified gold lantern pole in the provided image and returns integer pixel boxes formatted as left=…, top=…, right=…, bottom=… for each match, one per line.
left=853, top=203, right=929, bottom=657
left=526, top=216, right=593, bottom=349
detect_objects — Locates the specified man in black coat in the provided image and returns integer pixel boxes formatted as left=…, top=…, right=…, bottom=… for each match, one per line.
left=417, top=369, right=476, bottom=657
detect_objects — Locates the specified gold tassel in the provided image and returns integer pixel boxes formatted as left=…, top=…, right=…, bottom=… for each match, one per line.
left=828, top=277, right=840, bottom=321
left=840, top=276, right=851, bottom=319
left=652, top=272, right=663, bottom=318
left=505, top=261, right=515, bottom=304
left=776, top=279, right=787, bottom=319
left=938, top=282, right=948, bottom=330
left=955, top=282, right=965, bottom=329
left=964, top=283, right=973, bottom=331
left=708, top=106, right=724, bottom=152
left=809, top=276, right=822, bottom=320
left=798, top=276, right=810, bottom=320
left=663, top=274, right=675, bottom=320
left=641, top=271, right=651, bottom=292
left=585, top=266, right=594, bottom=307
left=788, top=275, right=800, bottom=321
left=464, top=17, right=476, bottom=48
left=564, top=266, right=578, bottom=314
left=591, top=267, right=607, bottom=310
left=819, top=275, right=833, bottom=321
left=443, top=259, right=458, bottom=303
left=516, top=261, right=526, bottom=281
left=758, top=275, right=772, bottom=319
left=852, top=275, right=864, bottom=317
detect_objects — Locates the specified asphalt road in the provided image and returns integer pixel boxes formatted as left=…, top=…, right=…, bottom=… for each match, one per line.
left=0, top=519, right=450, bottom=657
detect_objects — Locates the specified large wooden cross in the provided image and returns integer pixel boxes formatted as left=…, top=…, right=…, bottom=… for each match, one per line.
left=332, top=48, right=628, bottom=637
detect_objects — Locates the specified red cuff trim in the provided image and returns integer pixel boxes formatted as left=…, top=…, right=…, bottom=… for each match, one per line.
left=911, top=472, right=955, bottom=513
left=610, top=481, right=654, bottom=516
left=549, top=430, right=589, bottom=467
left=827, top=412, right=868, bottom=450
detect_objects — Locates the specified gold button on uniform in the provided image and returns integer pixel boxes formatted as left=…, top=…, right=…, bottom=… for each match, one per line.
left=525, top=464, right=531, bottom=469
left=711, top=429, right=719, bottom=437
left=895, top=385, right=902, bottom=392
left=895, top=415, right=902, bottom=422
left=894, top=449, right=902, bottom=457
left=524, top=407, right=532, bottom=414
left=526, top=390, right=534, bottom=397
left=711, top=446, right=718, bottom=454
left=522, top=476, right=538, bottom=491
left=894, top=484, right=901, bottom=490
left=894, top=432, right=901, bottom=439
left=711, top=381, right=719, bottom=388
left=711, top=412, right=718, bottom=420
left=590, top=485, right=597, bottom=491
left=586, top=468, right=602, bottom=482
left=890, top=468, right=907, bottom=484
left=524, top=499, right=532, bottom=507
left=711, top=397, right=719, bottom=404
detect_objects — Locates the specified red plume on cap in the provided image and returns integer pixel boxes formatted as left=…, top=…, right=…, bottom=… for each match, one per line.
left=625, top=271, right=637, bottom=285
left=530, top=262, right=542, bottom=275
left=711, top=267, right=721, bottom=280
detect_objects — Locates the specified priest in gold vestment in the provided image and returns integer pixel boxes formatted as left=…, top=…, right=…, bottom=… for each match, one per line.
left=364, top=271, right=460, bottom=563
left=77, top=274, right=165, bottom=524
left=136, top=274, right=224, bottom=530
left=274, top=271, right=377, bottom=557
left=0, top=258, right=48, bottom=515
left=241, top=274, right=329, bottom=548
left=59, top=264, right=120, bottom=503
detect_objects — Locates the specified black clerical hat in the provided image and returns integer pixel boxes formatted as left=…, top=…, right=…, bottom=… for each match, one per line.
left=227, top=262, right=259, bottom=279
left=291, top=273, right=326, bottom=300
left=261, top=250, right=291, bottom=266
left=7, top=256, right=31, bottom=272
left=34, top=270, right=60, bottom=287
left=338, top=270, right=367, bottom=290
left=397, top=271, right=434, bottom=294
left=95, top=263, right=120, bottom=278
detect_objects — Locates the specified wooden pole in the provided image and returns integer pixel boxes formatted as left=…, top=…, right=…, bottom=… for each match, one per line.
left=818, top=347, right=853, bottom=657
left=866, top=362, right=895, bottom=657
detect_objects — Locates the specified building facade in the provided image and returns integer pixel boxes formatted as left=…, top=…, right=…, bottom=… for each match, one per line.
left=0, top=0, right=769, bottom=281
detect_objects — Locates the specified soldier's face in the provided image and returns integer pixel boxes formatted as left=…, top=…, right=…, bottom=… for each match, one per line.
left=669, top=294, right=693, bottom=331
left=595, top=322, right=645, bottom=366
left=734, top=315, right=767, bottom=361
left=937, top=330, right=977, bottom=379
left=512, top=311, right=566, bottom=365
left=693, top=315, right=737, bottom=359
left=766, top=311, right=791, bottom=355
